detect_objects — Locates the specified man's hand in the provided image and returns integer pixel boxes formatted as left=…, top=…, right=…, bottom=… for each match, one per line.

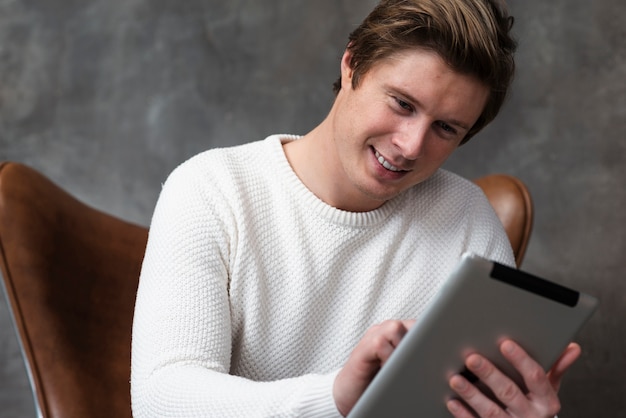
left=333, top=319, right=415, bottom=416
left=447, top=340, right=581, bottom=418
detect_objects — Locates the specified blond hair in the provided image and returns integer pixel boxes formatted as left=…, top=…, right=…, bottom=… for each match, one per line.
left=334, top=0, right=517, bottom=143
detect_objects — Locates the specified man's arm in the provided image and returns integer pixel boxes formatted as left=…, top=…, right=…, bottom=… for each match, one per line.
left=131, top=161, right=343, bottom=418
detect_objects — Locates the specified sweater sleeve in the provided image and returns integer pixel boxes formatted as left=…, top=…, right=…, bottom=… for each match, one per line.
left=130, top=160, right=342, bottom=418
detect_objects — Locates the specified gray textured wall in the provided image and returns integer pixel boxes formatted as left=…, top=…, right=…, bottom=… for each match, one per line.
left=1, top=0, right=624, bottom=416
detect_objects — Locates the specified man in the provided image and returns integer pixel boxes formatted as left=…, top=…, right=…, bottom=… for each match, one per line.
left=131, top=1, right=580, bottom=417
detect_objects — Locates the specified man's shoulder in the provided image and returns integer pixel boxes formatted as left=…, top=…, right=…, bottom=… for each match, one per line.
left=414, top=169, right=483, bottom=200
left=167, top=136, right=283, bottom=182
left=397, top=169, right=496, bottom=224
left=160, top=135, right=293, bottom=211
left=181, top=137, right=273, bottom=168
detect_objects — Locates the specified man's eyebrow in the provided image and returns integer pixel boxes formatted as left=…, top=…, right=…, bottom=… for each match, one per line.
left=390, top=86, right=473, bottom=131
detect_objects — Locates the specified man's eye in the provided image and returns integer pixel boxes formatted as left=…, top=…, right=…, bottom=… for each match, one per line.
left=395, top=98, right=413, bottom=112
left=437, top=121, right=457, bottom=134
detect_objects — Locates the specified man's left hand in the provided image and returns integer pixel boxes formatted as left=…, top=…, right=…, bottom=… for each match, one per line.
left=446, top=340, right=581, bottom=418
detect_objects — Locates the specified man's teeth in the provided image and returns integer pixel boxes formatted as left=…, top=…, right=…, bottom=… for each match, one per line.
left=375, top=150, right=401, bottom=172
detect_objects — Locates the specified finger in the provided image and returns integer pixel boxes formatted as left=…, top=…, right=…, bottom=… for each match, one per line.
left=367, top=331, right=398, bottom=365
left=356, top=320, right=411, bottom=370
left=449, top=373, right=507, bottom=418
left=375, top=320, right=411, bottom=363
left=401, top=318, right=416, bottom=329
left=446, top=397, right=478, bottom=418
left=333, top=320, right=413, bottom=416
left=547, top=342, right=581, bottom=391
left=375, top=319, right=412, bottom=345
left=464, top=353, right=531, bottom=416
left=500, top=340, right=561, bottom=416
left=500, top=340, right=553, bottom=396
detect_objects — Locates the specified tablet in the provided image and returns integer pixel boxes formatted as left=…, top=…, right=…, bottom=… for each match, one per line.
left=347, top=253, right=598, bottom=418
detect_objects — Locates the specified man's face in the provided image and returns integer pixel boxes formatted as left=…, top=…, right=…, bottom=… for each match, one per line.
left=330, top=48, right=489, bottom=211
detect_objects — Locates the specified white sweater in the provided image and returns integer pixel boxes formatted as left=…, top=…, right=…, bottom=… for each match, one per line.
left=131, top=135, right=514, bottom=417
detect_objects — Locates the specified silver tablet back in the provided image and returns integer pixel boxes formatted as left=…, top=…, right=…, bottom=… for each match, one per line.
left=348, top=253, right=598, bottom=418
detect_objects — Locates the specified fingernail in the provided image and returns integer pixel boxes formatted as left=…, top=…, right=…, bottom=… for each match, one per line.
left=450, top=375, right=467, bottom=390
left=468, top=355, right=482, bottom=369
left=447, top=399, right=460, bottom=413
left=502, top=340, right=515, bottom=354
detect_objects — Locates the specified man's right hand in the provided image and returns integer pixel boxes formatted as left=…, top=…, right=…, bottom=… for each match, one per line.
left=333, top=319, right=415, bottom=416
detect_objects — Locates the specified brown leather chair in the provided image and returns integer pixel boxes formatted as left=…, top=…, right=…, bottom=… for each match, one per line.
left=474, top=173, right=534, bottom=267
left=0, top=161, right=148, bottom=418
left=0, top=162, right=532, bottom=417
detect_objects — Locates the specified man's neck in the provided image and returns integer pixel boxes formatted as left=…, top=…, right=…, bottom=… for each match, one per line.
left=282, top=121, right=385, bottom=213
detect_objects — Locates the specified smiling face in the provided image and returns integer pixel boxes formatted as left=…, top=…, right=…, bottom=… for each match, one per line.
left=327, top=48, right=490, bottom=211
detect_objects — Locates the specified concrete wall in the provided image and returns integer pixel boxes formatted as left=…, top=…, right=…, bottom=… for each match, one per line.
left=1, top=0, right=624, bottom=416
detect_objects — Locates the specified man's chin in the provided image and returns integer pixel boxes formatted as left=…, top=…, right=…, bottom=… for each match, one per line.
left=355, top=185, right=405, bottom=207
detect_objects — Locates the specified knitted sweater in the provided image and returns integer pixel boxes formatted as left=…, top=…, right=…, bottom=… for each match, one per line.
left=131, top=134, right=515, bottom=417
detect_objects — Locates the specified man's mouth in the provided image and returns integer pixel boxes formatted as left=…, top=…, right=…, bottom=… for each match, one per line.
left=374, top=150, right=402, bottom=172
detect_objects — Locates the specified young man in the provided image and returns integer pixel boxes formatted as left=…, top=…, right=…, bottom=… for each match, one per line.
left=131, top=0, right=580, bottom=417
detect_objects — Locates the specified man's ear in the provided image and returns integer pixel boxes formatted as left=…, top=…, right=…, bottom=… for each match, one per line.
left=340, top=49, right=355, bottom=90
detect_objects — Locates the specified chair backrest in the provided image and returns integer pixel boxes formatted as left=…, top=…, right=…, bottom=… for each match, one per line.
left=0, top=161, right=148, bottom=418
left=473, top=174, right=534, bottom=267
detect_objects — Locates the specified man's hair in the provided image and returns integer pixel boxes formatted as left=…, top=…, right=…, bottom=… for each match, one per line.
left=333, top=0, right=517, bottom=144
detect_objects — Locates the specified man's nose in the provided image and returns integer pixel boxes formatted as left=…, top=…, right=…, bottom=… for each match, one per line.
left=393, top=121, right=428, bottom=160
